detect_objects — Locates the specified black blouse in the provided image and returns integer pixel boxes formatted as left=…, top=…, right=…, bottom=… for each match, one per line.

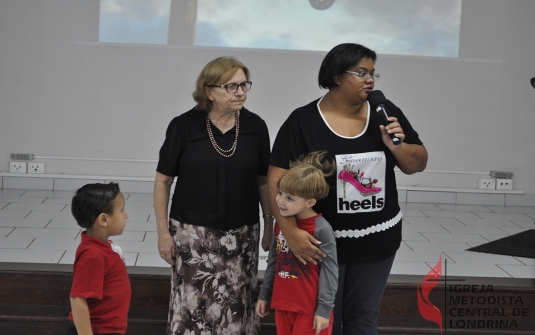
left=270, top=98, right=423, bottom=262
left=157, top=107, right=270, bottom=230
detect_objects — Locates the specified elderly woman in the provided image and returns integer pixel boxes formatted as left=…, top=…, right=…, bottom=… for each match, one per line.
left=154, top=57, right=272, bottom=335
left=268, top=43, right=428, bottom=335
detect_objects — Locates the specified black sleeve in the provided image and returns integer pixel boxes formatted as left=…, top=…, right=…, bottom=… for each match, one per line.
left=270, top=111, right=308, bottom=169
left=386, top=100, right=423, bottom=146
left=156, top=117, right=183, bottom=177
left=257, top=119, right=271, bottom=176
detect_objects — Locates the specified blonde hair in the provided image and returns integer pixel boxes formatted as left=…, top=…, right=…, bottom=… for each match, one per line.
left=277, top=151, right=336, bottom=200
left=192, top=57, right=250, bottom=111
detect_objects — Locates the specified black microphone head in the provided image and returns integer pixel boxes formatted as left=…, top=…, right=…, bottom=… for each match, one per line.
left=367, top=90, right=387, bottom=107
left=531, top=77, right=535, bottom=89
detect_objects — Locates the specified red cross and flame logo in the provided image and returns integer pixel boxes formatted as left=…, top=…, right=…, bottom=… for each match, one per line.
left=417, top=255, right=443, bottom=334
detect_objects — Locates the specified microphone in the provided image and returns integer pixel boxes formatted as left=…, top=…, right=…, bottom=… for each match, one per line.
left=531, top=77, right=535, bottom=89
left=367, top=90, right=401, bottom=145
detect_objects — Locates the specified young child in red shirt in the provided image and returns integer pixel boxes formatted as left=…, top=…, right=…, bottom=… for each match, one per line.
left=257, top=151, right=338, bottom=335
left=66, top=182, right=131, bottom=335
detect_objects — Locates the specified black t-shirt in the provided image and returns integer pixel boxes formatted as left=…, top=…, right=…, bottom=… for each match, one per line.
left=270, top=97, right=423, bottom=262
left=157, top=107, right=270, bottom=229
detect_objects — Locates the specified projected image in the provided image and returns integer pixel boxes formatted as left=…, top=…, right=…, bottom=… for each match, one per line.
left=99, top=0, right=172, bottom=44
left=100, top=0, right=462, bottom=57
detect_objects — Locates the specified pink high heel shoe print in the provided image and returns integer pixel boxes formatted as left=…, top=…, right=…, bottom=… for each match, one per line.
left=338, top=169, right=382, bottom=197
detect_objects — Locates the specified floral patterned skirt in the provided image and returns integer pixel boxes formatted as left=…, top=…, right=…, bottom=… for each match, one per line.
left=167, top=219, right=260, bottom=335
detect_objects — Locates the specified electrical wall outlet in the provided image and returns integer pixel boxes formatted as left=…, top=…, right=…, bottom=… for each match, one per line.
left=496, top=178, right=513, bottom=190
left=9, top=161, right=27, bottom=173
left=28, top=162, right=45, bottom=174
left=478, top=178, right=496, bottom=190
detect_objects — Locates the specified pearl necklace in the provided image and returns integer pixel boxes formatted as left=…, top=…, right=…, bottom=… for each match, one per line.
left=206, top=111, right=239, bottom=158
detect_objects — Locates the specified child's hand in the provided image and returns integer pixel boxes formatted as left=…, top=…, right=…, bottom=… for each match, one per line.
left=313, top=315, right=330, bottom=335
left=255, top=300, right=270, bottom=318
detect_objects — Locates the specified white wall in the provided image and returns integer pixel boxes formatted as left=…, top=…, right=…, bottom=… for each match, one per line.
left=1, top=0, right=535, bottom=194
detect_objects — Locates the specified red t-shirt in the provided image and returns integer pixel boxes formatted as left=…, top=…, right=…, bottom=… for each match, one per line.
left=69, top=232, right=131, bottom=334
left=269, top=214, right=339, bottom=318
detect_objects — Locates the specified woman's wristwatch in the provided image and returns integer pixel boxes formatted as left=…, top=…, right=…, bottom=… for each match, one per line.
left=263, top=214, right=275, bottom=220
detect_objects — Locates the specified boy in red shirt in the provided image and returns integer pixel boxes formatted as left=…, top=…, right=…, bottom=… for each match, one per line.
left=66, top=182, right=131, bottom=335
left=257, top=151, right=338, bottom=335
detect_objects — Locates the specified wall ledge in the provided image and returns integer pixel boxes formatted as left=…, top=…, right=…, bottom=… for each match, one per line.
left=397, top=185, right=523, bottom=195
left=0, top=172, right=153, bottom=182
left=1, top=173, right=532, bottom=206
left=0, top=173, right=525, bottom=195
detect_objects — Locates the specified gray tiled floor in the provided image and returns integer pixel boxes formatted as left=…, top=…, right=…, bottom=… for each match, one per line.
left=0, top=188, right=534, bottom=279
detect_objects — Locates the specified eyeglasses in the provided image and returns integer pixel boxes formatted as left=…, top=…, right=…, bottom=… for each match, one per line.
left=207, top=81, right=252, bottom=93
left=345, top=71, right=380, bottom=82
